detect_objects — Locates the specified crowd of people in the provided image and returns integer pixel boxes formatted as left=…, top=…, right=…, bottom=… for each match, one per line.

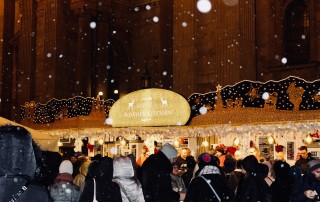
left=1, top=124, right=320, bottom=202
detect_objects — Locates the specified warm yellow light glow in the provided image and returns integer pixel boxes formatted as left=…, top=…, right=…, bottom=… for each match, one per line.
left=304, top=134, right=313, bottom=144
left=120, top=139, right=127, bottom=146
left=202, top=138, right=209, bottom=147
left=98, top=92, right=103, bottom=96
left=58, top=141, right=63, bottom=147
left=267, top=135, right=275, bottom=144
left=98, top=139, right=104, bottom=145
left=233, top=137, right=240, bottom=146
left=173, top=139, right=180, bottom=147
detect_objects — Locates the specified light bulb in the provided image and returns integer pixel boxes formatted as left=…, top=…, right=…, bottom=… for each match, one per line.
left=233, top=137, right=240, bottom=146
left=173, top=139, right=180, bottom=147
left=305, top=134, right=313, bottom=144
left=202, top=138, right=209, bottom=147
left=120, top=139, right=127, bottom=146
left=267, top=135, right=275, bottom=144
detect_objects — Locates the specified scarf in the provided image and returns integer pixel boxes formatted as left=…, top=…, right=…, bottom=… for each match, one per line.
left=54, top=173, right=74, bottom=183
left=198, top=165, right=221, bottom=176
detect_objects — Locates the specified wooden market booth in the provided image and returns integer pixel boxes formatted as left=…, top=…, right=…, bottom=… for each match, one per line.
left=20, top=76, right=320, bottom=165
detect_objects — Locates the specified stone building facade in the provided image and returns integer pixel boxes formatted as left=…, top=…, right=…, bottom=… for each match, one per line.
left=0, top=0, right=320, bottom=120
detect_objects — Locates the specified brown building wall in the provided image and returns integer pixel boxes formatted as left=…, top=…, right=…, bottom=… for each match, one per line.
left=1, top=0, right=320, bottom=120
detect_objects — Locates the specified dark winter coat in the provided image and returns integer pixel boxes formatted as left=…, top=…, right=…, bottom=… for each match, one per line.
left=0, top=124, right=47, bottom=202
left=184, top=173, right=233, bottom=202
left=140, top=151, right=180, bottom=202
left=295, top=153, right=314, bottom=174
left=236, top=174, right=270, bottom=202
left=79, top=157, right=122, bottom=202
left=301, top=172, right=320, bottom=202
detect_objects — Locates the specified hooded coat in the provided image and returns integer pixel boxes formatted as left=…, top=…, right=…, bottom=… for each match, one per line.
left=113, top=156, right=145, bottom=202
left=79, top=157, right=122, bottom=202
left=0, top=124, right=51, bottom=202
left=140, top=151, right=180, bottom=202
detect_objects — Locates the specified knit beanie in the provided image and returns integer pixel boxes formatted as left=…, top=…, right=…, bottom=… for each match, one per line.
left=198, top=153, right=219, bottom=169
left=308, top=159, right=320, bottom=173
left=59, top=160, right=73, bottom=175
left=160, top=143, right=177, bottom=159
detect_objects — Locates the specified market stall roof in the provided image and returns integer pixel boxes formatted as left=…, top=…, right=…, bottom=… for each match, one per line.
left=19, top=76, right=320, bottom=139
left=0, top=117, right=59, bottom=151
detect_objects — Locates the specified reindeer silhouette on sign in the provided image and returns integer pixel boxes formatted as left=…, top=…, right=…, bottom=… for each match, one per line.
left=128, top=99, right=135, bottom=109
left=160, top=97, right=168, bottom=107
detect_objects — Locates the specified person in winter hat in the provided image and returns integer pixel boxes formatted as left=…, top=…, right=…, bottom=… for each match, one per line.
left=79, top=156, right=122, bottom=202
left=49, top=160, right=81, bottom=202
left=303, top=159, right=320, bottom=201
left=185, top=153, right=233, bottom=202
left=0, top=124, right=53, bottom=202
left=140, top=143, right=181, bottom=202
left=113, top=155, right=145, bottom=202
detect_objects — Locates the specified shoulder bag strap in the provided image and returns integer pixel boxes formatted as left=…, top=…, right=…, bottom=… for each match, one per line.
left=93, top=178, right=98, bottom=202
left=199, top=176, right=221, bottom=202
left=8, top=179, right=31, bottom=202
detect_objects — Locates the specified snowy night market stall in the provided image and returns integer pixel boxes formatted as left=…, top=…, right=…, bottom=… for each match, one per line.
left=20, top=76, right=320, bottom=165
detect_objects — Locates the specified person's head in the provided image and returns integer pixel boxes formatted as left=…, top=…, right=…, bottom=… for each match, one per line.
left=59, top=160, right=73, bottom=175
left=0, top=124, right=37, bottom=178
left=308, top=160, right=320, bottom=181
left=172, top=162, right=179, bottom=175
left=198, top=153, right=219, bottom=169
left=275, top=151, right=285, bottom=161
left=160, top=143, right=177, bottom=162
left=113, top=155, right=134, bottom=178
left=79, top=161, right=90, bottom=176
left=70, top=155, right=78, bottom=164
left=234, top=150, right=242, bottom=161
left=88, top=157, right=113, bottom=181
left=298, top=146, right=308, bottom=159
left=241, top=155, right=259, bottom=175
left=180, top=148, right=188, bottom=159
left=215, top=148, right=225, bottom=157
left=273, top=160, right=290, bottom=179
left=223, top=155, right=236, bottom=174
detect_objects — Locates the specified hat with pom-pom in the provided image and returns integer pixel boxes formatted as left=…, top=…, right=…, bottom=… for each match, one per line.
left=198, top=153, right=219, bottom=168
left=59, top=160, right=73, bottom=175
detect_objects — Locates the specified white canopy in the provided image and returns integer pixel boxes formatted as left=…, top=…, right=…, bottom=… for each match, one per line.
left=0, top=117, right=59, bottom=151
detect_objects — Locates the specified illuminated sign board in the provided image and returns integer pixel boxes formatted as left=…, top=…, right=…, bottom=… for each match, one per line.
left=109, top=88, right=191, bottom=127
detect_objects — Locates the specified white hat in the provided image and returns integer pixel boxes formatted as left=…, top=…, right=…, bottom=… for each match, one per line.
left=160, top=143, right=177, bottom=159
left=59, top=160, right=73, bottom=175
